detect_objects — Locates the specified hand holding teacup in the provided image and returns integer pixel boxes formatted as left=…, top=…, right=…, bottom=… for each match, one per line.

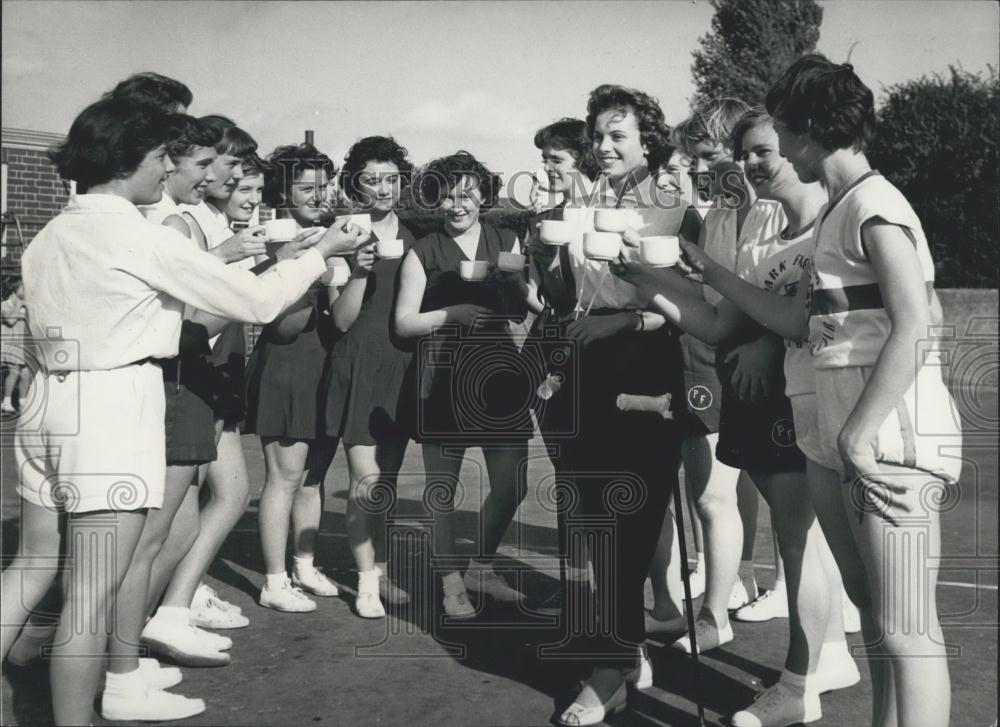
left=274, top=226, right=327, bottom=262
left=317, top=219, right=371, bottom=258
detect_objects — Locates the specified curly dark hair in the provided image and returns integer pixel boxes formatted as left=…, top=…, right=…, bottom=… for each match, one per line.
left=262, top=142, right=336, bottom=208
left=585, top=84, right=673, bottom=172
left=49, top=97, right=175, bottom=192
left=765, top=54, right=875, bottom=152
left=198, top=115, right=258, bottom=158
left=105, top=72, right=193, bottom=113
left=165, top=115, right=221, bottom=161
left=415, top=150, right=502, bottom=209
left=240, top=152, right=268, bottom=178
left=533, top=117, right=601, bottom=181
left=340, top=136, right=413, bottom=202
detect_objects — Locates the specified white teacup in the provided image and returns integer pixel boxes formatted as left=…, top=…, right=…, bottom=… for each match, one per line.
left=264, top=218, right=297, bottom=242
left=593, top=208, right=630, bottom=233
left=497, top=251, right=526, bottom=273
left=583, top=231, right=622, bottom=261
left=376, top=238, right=405, bottom=259
left=539, top=220, right=574, bottom=246
left=640, top=235, right=680, bottom=267
left=460, top=260, right=489, bottom=281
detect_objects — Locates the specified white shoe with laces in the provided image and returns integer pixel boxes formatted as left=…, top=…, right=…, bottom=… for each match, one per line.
left=730, top=682, right=821, bottom=727
left=191, top=598, right=249, bottom=629
left=291, top=564, right=340, bottom=597
left=442, top=590, right=476, bottom=619
left=259, top=578, right=318, bottom=613
left=463, top=566, right=525, bottom=602
left=809, top=642, right=861, bottom=694
left=355, top=590, right=386, bottom=619
left=735, top=583, right=789, bottom=622
left=192, top=582, right=242, bottom=616
left=141, top=618, right=230, bottom=667
left=729, top=576, right=759, bottom=610
left=102, top=684, right=206, bottom=722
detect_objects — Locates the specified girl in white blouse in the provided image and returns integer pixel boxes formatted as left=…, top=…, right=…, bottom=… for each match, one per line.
left=0, top=96, right=366, bottom=725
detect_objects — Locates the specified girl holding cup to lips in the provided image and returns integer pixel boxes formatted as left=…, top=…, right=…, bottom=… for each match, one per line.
left=245, top=142, right=360, bottom=613
left=323, top=136, right=417, bottom=617
left=551, top=85, right=702, bottom=727
left=394, top=151, right=532, bottom=618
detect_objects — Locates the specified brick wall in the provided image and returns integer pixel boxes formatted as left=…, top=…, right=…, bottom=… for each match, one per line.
left=2, top=128, right=73, bottom=266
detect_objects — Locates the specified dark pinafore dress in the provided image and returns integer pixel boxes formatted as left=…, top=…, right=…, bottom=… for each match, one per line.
left=324, top=221, right=418, bottom=446
left=409, top=223, right=533, bottom=445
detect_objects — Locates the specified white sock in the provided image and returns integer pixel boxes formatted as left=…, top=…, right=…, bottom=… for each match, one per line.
left=104, top=667, right=144, bottom=694
left=1, top=398, right=11, bottom=407
left=468, top=558, right=492, bottom=570
left=779, top=669, right=807, bottom=698
left=373, top=562, right=386, bottom=577
left=154, top=606, right=189, bottom=626
left=695, top=552, right=705, bottom=570
left=293, top=555, right=313, bottom=572
left=266, top=572, right=287, bottom=590
left=442, top=571, right=465, bottom=596
left=358, top=569, right=380, bottom=594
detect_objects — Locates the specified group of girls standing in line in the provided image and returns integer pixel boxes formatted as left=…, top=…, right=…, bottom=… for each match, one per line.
left=0, top=54, right=962, bottom=727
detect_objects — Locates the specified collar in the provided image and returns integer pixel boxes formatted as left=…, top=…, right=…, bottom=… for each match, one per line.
left=64, top=193, right=147, bottom=218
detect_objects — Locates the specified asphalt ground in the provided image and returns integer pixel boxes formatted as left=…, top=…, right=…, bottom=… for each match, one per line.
left=1, top=377, right=996, bottom=727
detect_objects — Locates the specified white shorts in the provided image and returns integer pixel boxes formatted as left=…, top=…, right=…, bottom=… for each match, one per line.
left=789, top=393, right=824, bottom=466
left=15, top=362, right=166, bottom=513
left=814, top=361, right=963, bottom=483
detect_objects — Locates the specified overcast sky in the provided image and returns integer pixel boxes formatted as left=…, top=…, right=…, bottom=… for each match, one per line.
left=3, top=0, right=997, bottom=203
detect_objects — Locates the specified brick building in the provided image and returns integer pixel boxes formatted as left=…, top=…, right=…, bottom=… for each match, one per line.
left=1, top=127, right=72, bottom=268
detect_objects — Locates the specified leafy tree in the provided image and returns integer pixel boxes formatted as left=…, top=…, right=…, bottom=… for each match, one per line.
left=691, top=0, right=823, bottom=107
left=869, top=67, right=999, bottom=288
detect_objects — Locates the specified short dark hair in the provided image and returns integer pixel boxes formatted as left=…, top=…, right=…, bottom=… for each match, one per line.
left=105, top=72, right=193, bottom=113
left=240, top=153, right=268, bottom=178
left=730, top=108, right=774, bottom=160
left=199, top=115, right=258, bottom=158
left=585, top=84, right=672, bottom=172
left=416, top=150, right=502, bottom=209
left=340, top=136, right=413, bottom=202
left=263, top=142, right=336, bottom=208
left=49, top=97, right=174, bottom=192
left=765, top=54, right=875, bottom=151
left=533, top=117, right=601, bottom=181
left=165, top=115, right=222, bottom=161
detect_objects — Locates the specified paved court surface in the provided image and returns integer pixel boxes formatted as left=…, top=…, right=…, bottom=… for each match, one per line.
left=1, top=374, right=996, bottom=726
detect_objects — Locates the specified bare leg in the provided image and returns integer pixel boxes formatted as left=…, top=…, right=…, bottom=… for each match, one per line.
left=0, top=500, right=62, bottom=659
left=480, top=444, right=530, bottom=557
left=292, top=436, right=338, bottom=559
left=144, top=484, right=200, bottom=615
left=258, top=438, right=309, bottom=577
left=737, top=469, right=759, bottom=590
left=51, top=509, right=146, bottom=725
left=109, top=465, right=197, bottom=674
left=160, top=427, right=251, bottom=609
left=420, top=443, right=466, bottom=566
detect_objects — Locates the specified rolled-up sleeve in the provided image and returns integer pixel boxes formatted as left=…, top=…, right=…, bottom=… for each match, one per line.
left=135, top=227, right=326, bottom=323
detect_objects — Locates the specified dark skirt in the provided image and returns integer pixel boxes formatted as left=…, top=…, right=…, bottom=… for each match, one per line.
left=161, top=321, right=217, bottom=465
left=210, top=322, right=247, bottom=429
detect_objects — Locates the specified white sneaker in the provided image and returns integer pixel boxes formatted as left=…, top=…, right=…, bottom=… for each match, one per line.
left=729, top=576, right=759, bottom=610
left=191, top=598, right=250, bottom=630
left=632, top=645, right=653, bottom=690
left=685, top=562, right=706, bottom=599
left=141, top=618, right=230, bottom=667
left=731, top=683, right=821, bottom=727
left=259, top=578, right=317, bottom=613
left=190, top=625, right=232, bottom=651
left=102, top=685, right=206, bottom=722
left=374, top=565, right=411, bottom=605
left=291, top=564, right=340, bottom=597
left=672, top=617, right=734, bottom=654
left=1, top=399, right=16, bottom=414
left=809, top=643, right=861, bottom=694
left=442, top=590, right=476, bottom=619
left=463, top=567, right=525, bottom=602
left=735, top=583, right=789, bottom=622
left=355, top=590, right=386, bottom=619
left=137, top=658, right=183, bottom=690
left=842, top=591, right=862, bottom=634
left=192, top=582, right=242, bottom=616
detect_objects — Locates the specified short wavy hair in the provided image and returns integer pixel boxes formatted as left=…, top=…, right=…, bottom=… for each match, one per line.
left=199, top=114, right=258, bottom=158
left=340, top=136, right=413, bottom=202
left=49, top=97, right=175, bottom=192
left=585, top=84, right=672, bottom=172
left=164, top=115, right=221, bottom=161
left=105, top=72, right=193, bottom=113
left=533, top=117, right=601, bottom=181
left=765, top=54, right=875, bottom=151
left=240, top=152, right=268, bottom=178
left=730, top=108, right=774, bottom=161
left=685, top=97, right=752, bottom=152
left=416, top=150, right=502, bottom=209
left=262, top=142, right=336, bottom=208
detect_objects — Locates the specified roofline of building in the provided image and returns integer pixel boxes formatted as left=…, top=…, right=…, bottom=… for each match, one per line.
left=2, top=127, right=64, bottom=152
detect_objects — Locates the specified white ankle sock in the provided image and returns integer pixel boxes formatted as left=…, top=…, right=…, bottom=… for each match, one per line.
left=373, top=562, right=386, bottom=577
left=154, top=606, right=189, bottom=626
left=468, top=558, right=492, bottom=570
left=695, top=552, right=705, bottom=569
left=442, top=571, right=465, bottom=595
left=358, top=569, right=380, bottom=593
left=266, top=572, right=287, bottom=590
left=104, top=667, right=144, bottom=694
left=293, top=555, right=313, bottom=571
left=779, top=669, right=807, bottom=698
